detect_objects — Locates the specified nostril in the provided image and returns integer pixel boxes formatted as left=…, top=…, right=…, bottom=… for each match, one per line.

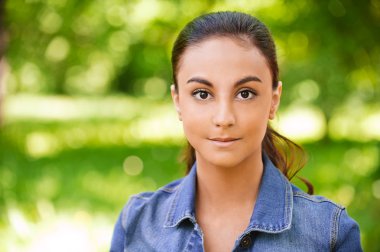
left=214, top=119, right=235, bottom=128
left=212, top=102, right=236, bottom=127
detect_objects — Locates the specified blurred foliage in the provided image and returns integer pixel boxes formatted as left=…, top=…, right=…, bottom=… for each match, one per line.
left=1, top=0, right=380, bottom=251
left=0, top=102, right=378, bottom=250
left=3, top=0, right=379, bottom=115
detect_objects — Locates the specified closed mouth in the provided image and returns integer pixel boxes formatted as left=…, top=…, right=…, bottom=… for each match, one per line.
left=209, top=138, right=241, bottom=142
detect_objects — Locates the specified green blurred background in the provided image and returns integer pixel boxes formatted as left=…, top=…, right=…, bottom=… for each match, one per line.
left=0, top=0, right=379, bottom=251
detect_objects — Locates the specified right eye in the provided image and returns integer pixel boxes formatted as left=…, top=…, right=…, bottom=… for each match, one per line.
left=192, top=89, right=212, bottom=100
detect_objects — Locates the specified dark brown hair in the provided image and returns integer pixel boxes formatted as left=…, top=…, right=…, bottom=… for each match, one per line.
left=171, top=11, right=313, bottom=194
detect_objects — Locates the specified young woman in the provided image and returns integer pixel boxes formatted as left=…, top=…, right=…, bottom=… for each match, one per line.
left=111, top=11, right=362, bottom=251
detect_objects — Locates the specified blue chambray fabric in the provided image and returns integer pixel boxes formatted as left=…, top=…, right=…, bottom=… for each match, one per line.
left=110, top=155, right=362, bottom=252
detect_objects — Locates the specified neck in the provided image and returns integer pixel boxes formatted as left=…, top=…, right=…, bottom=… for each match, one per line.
left=195, top=152, right=264, bottom=212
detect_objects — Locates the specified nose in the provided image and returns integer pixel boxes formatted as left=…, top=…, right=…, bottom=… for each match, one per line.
left=212, top=100, right=236, bottom=128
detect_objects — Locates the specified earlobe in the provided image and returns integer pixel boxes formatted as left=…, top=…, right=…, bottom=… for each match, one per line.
left=170, top=84, right=182, bottom=121
left=269, top=81, right=282, bottom=120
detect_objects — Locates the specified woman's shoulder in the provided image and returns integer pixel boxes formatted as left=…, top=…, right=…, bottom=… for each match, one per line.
left=126, top=177, right=184, bottom=205
left=289, top=184, right=362, bottom=251
left=110, top=177, right=189, bottom=251
left=290, top=183, right=348, bottom=221
left=119, top=177, right=185, bottom=219
left=291, top=184, right=345, bottom=209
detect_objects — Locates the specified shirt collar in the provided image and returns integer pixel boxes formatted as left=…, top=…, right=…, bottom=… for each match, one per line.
left=164, top=163, right=198, bottom=228
left=164, top=154, right=293, bottom=233
left=246, top=154, right=293, bottom=233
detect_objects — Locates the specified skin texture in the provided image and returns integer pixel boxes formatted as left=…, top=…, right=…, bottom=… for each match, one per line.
left=171, top=37, right=282, bottom=252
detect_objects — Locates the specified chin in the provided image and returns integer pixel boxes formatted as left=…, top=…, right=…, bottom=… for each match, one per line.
left=198, top=152, right=245, bottom=169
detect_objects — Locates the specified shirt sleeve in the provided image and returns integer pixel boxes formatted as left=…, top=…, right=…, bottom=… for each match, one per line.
left=110, top=211, right=126, bottom=252
left=334, top=209, right=363, bottom=252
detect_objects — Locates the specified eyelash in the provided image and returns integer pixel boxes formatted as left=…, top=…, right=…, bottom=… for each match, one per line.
left=192, top=89, right=211, bottom=100
left=192, top=88, right=257, bottom=100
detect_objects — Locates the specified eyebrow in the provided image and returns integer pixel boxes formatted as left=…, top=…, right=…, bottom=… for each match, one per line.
left=186, top=75, right=262, bottom=87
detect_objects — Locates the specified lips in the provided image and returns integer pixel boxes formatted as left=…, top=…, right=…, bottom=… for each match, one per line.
left=209, top=137, right=240, bottom=142
left=208, top=137, right=241, bottom=147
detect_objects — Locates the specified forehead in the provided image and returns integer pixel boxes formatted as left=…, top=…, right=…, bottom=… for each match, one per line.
left=177, top=37, right=272, bottom=84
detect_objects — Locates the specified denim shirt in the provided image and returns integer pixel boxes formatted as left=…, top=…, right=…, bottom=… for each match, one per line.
left=110, top=155, right=362, bottom=252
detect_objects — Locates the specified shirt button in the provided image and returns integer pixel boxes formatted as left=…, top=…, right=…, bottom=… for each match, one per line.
left=239, top=234, right=252, bottom=249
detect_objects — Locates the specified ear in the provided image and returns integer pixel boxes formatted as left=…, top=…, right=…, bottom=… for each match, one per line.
left=269, top=81, right=282, bottom=120
left=170, top=84, right=182, bottom=121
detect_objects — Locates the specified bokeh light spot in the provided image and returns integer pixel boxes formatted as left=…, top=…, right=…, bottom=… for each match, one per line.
left=296, top=79, right=320, bottom=101
left=106, top=6, right=127, bottom=27
left=131, top=0, right=160, bottom=26
left=45, top=36, right=70, bottom=62
left=372, top=180, right=380, bottom=199
left=108, top=31, right=130, bottom=53
left=123, top=156, right=144, bottom=176
left=38, top=9, right=62, bottom=34
left=20, top=63, right=43, bottom=92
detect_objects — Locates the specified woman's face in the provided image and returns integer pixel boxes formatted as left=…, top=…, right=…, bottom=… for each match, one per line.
left=171, top=37, right=282, bottom=168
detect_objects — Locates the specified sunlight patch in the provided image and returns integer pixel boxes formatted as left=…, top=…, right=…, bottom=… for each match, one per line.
left=26, top=132, right=61, bottom=158
left=273, top=105, right=326, bottom=142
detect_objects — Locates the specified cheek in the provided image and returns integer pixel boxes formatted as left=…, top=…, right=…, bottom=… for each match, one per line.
left=238, top=104, right=270, bottom=137
left=239, top=98, right=271, bottom=119
left=178, top=97, right=208, bottom=135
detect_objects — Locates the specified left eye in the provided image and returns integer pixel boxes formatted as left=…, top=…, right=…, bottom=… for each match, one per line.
left=236, top=90, right=254, bottom=100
